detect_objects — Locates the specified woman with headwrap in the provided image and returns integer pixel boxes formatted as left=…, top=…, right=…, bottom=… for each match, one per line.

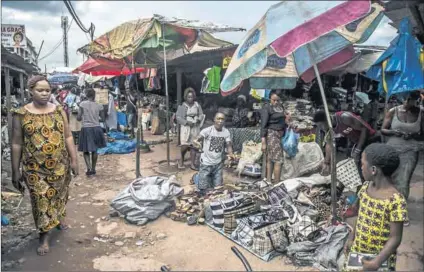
left=232, top=95, right=249, bottom=128
left=261, top=92, right=290, bottom=183
left=11, top=75, right=79, bottom=256
left=176, top=87, right=204, bottom=170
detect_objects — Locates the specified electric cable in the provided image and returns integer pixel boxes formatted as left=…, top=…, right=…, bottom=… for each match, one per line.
left=63, top=0, right=95, bottom=39
left=38, top=19, right=73, bottom=61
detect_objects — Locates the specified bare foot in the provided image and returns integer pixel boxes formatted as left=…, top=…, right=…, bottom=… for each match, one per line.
left=37, top=232, right=50, bottom=256
left=56, top=219, right=69, bottom=230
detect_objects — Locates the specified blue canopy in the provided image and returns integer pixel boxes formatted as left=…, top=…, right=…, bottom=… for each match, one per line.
left=366, top=18, right=424, bottom=97
left=47, top=73, right=79, bottom=85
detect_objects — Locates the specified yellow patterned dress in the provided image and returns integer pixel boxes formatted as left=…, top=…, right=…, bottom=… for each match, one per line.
left=12, top=106, right=71, bottom=233
left=350, top=181, right=408, bottom=271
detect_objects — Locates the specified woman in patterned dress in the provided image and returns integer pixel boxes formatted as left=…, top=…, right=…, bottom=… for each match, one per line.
left=11, top=75, right=79, bottom=256
left=261, top=92, right=290, bottom=183
left=176, top=87, right=204, bottom=170
left=344, top=143, right=407, bottom=271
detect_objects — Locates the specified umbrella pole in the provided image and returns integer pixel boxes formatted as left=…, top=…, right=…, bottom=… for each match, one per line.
left=131, top=55, right=142, bottom=178
left=307, top=45, right=337, bottom=225
left=162, top=24, right=171, bottom=166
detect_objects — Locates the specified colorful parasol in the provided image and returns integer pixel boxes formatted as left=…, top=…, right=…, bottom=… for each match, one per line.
left=220, top=1, right=384, bottom=95
left=73, top=57, right=145, bottom=76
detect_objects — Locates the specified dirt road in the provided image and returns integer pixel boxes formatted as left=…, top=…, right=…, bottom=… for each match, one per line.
left=1, top=143, right=423, bottom=271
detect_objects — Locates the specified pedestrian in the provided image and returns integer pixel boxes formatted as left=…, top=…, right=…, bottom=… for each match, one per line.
left=261, top=92, right=290, bottom=183
left=232, top=95, right=249, bottom=128
left=11, top=75, right=79, bottom=256
left=176, top=87, right=204, bottom=170
left=313, top=110, right=377, bottom=177
left=77, top=88, right=106, bottom=176
left=381, top=91, right=424, bottom=226
left=194, top=112, right=233, bottom=194
left=344, top=143, right=406, bottom=271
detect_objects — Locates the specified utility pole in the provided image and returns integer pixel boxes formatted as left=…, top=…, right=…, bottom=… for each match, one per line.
left=61, top=16, right=69, bottom=67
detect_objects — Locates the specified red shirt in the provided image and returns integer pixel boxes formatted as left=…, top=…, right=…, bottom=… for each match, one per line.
left=334, top=111, right=375, bottom=144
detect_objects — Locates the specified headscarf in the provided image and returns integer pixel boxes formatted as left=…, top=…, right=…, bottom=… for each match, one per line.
left=27, top=75, right=49, bottom=90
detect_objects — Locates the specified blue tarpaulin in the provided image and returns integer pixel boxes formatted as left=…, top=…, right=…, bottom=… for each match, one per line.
left=98, top=139, right=137, bottom=155
left=108, top=131, right=130, bottom=140
left=366, top=18, right=424, bottom=97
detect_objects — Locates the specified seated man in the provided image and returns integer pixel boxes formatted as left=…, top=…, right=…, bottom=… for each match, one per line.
left=194, top=112, right=233, bottom=193
left=313, top=110, right=376, bottom=176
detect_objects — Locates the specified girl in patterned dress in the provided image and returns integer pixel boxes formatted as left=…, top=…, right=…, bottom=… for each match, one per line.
left=11, top=75, right=79, bottom=256
left=345, top=143, right=407, bottom=271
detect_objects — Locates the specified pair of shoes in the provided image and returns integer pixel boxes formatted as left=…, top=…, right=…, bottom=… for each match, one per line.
left=86, top=170, right=96, bottom=176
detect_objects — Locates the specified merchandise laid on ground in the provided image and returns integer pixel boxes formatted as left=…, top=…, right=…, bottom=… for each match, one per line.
left=107, top=158, right=359, bottom=270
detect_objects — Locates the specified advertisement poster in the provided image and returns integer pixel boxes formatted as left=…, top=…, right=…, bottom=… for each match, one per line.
left=1, top=24, right=27, bottom=48
left=94, top=88, right=109, bottom=105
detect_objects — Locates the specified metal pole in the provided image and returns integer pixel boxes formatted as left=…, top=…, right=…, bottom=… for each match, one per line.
left=131, top=55, right=141, bottom=178
left=162, top=24, right=170, bottom=166
left=176, top=68, right=182, bottom=146
left=5, top=67, right=12, bottom=141
left=19, top=73, right=25, bottom=105
left=307, top=44, right=337, bottom=225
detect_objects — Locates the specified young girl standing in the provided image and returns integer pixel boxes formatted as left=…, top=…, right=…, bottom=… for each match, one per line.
left=77, top=88, right=106, bottom=176
left=345, top=143, right=407, bottom=271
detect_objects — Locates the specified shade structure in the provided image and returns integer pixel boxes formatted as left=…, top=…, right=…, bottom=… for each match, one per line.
left=77, top=14, right=244, bottom=66
left=221, top=1, right=384, bottom=95
left=220, top=0, right=384, bottom=224
left=366, top=17, right=424, bottom=97
left=47, top=73, right=79, bottom=86
left=73, top=57, right=146, bottom=76
left=77, top=14, right=245, bottom=170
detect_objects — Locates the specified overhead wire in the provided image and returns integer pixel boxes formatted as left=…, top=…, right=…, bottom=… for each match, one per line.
left=38, top=19, right=73, bottom=61
left=63, top=0, right=95, bottom=40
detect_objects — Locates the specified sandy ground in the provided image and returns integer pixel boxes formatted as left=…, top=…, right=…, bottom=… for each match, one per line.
left=1, top=139, right=423, bottom=271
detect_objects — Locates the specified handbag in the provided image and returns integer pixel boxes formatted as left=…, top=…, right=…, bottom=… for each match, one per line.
left=287, top=215, right=317, bottom=243
left=210, top=193, right=244, bottom=229
left=223, top=200, right=258, bottom=234
left=251, top=220, right=288, bottom=257
left=336, top=158, right=362, bottom=190
left=266, top=184, right=291, bottom=206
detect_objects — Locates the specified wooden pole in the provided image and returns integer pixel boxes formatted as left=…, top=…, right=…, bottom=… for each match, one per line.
left=162, top=24, right=170, bottom=166
left=5, top=67, right=12, bottom=141
left=19, top=73, right=25, bottom=105
left=176, top=68, right=182, bottom=146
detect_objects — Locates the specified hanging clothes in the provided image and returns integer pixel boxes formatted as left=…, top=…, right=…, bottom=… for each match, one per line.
left=106, top=93, right=118, bottom=130
left=206, top=66, right=221, bottom=93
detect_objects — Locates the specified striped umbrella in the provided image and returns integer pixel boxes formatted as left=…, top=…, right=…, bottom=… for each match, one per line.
left=220, top=1, right=384, bottom=95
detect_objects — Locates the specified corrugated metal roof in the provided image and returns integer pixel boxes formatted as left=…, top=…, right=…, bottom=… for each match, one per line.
left=383, top=0, right=424, bottom=43
left=166, top=44, right=238, bottom=66
left=1, top=45, right=39, bottom=74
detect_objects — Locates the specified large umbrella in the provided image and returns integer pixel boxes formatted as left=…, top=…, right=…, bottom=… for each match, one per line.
left=73, top=56, right=146, bottom=76
left=366, top=17, right=424, bottom=100
left=221, top=0, right=384, bottom=223
left=78, top=14, right=245, bottom=173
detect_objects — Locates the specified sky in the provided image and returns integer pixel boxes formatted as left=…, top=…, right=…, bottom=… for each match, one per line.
left=1, top=1, right=398, bottom=72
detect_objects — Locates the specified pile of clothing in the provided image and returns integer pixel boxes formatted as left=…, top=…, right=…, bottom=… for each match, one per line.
left=189, top=174, right=349, bottom=265
left=283, top=99, right=315, bottom=130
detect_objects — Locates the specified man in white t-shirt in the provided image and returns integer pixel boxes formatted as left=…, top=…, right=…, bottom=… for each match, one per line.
left=194, top=112, right=233, bottom=193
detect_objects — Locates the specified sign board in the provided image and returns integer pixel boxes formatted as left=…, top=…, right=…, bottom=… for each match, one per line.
left=222, top=56, right=232, bottom=69
left=1, top=24, right=27, bottom=48
left=94, top=88, right=109, bottom=105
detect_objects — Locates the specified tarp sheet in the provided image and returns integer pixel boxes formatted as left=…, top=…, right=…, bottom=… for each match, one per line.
left=77, top=15, right=242, bottom=65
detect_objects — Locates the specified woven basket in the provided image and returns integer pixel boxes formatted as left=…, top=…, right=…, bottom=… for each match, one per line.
left=336, top=158, right=362, bottom=190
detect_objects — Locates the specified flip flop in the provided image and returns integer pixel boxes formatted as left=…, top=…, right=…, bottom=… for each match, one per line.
left=56, top=223, right=69, bottom=230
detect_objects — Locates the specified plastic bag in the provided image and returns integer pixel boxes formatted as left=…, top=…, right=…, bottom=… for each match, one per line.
left=282, top=128, right=300, bottom=158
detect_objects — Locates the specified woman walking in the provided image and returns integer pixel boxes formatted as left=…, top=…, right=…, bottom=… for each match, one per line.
left=11, top=75, right=79, bottom=255
left=176, top=87, right=204, bottom=170
left=381, top=91, right=424, bottom=225
left=261, top=92, right=290, bottom=183
left=77, top=88, right=106, bottom=176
